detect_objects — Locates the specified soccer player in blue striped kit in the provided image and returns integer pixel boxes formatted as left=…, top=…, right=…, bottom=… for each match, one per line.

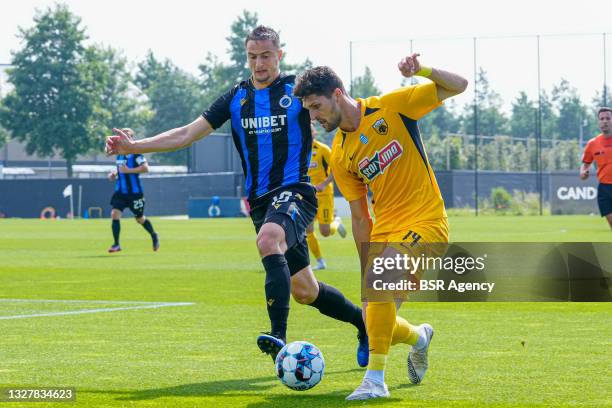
left=105, top=26, right=368, bottom=365
left=107, top=128, right=159, bottom=253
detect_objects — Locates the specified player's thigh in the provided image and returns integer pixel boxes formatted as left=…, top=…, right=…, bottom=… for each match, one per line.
left=256, top=222, right=288, bottom=255
left=381, top=218, right=449, bottom=246
left=110, top=192, right=128, bottom=214
left=264, top=186, right=317, bottom=249
left=369, top=219, right=449, bottom=302
left=128, top=195, right=146, bottom=218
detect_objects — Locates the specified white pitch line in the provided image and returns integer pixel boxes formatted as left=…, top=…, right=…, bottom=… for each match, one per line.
left=0, top=299, right=178, bottom=305
left=0, top=301, right=195, bottom=320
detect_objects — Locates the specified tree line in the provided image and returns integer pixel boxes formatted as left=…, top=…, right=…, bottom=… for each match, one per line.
left=0, top=5, right=608, bottom=176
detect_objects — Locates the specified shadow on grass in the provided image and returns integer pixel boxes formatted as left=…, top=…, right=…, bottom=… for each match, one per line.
left=75, top=254, right=147, bottom=258
left=245, top=393, right=404, bottom=407
left=85, top=368, right=389, bottom=406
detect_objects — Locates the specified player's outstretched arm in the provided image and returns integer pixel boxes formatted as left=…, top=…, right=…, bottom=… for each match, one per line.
left=105, top=116, right=214, bottom=155
left=398, top=53, right=468, bottom=101
left=119, top=163, right=149, bottom=174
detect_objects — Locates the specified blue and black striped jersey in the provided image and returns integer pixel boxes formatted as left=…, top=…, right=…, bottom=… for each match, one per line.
left=115, top=154, right=146, bottom=195
left=202, top=73, right=312, bottom=202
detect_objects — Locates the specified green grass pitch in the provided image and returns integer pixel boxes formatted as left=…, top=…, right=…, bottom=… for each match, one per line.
left=0, top=215, right=610, bottom=407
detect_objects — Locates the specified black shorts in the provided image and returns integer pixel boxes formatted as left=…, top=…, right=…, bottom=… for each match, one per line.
left=250, top=183, right=318, bottom=275
left=110, top=192, right=146, bottom=218
left=597, top=183, right=612, bottom=217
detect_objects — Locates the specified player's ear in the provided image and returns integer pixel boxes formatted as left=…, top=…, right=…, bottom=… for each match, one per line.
left=277, top=49, right=283, bottom=60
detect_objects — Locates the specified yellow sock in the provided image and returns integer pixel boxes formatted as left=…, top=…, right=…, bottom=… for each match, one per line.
left=391, top=315, right=420, bottom=346
left=329, top=221, right=338, bottom=235
left=366, top=302, right=396, bottom=370
left=306, top=232, right=322, bottom=259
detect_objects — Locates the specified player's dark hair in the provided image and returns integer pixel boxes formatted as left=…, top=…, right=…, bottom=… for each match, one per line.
left=598, top=107, right=612, bottom=116
left=293, top=66, right=346, bottom=98
left=245, top=25, right=280, bottom=48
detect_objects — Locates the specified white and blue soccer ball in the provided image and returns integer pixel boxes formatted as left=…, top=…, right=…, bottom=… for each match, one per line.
left=275, top=341, right=325, bottom=391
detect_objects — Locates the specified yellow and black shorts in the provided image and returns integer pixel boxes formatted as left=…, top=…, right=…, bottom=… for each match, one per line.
left=315, top=193, right=334, bottom=225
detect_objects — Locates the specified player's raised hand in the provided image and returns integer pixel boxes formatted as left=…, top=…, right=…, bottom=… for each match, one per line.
left=105, top=128, right=135, bottom=155
left=398, top=53, right=422, bottom=78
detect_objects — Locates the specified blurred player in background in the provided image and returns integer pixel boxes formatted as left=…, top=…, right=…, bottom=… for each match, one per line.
left=295, top=54, right=467, bottom=400
left=307, top=123, right=347, bottom=270
left=105, top=26, right=368, bottom=366
left=107, top=128, right=159, bottom=253
left=580, top=107, right=612, bottom=229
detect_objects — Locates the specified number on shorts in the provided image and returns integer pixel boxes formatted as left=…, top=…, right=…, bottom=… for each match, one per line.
left=133, top=199, right=144, bottom=210
left=272, top=191, right=293, bottom=206
left=402, top=230, right=422, bottom=247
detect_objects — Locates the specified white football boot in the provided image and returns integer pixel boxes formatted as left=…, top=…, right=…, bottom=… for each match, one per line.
left=407, top=323, right=434, bottom=384
left=346, top=378, right=390, bottom=400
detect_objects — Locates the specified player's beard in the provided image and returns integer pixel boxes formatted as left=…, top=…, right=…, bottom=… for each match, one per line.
left=319, top=104, right=342, bottom=132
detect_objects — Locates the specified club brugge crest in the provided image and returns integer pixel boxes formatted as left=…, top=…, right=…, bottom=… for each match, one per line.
left=372, top=118, right=388, bottom=135
left=279, top=95, right=293, bottom=109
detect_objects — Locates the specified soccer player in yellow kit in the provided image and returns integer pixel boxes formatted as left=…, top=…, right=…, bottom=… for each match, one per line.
left=294, top=54, right=467, bottom=400
left=307, top=123, right=347, bottom=270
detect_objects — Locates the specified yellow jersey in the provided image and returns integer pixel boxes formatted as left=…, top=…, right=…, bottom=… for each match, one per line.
left=330, top=82, right=446, bottom=236
left=308, top=139, right=334, bottom=196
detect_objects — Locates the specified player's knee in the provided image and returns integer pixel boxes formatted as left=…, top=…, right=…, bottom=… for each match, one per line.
left=135, top=216, right=145, bottom=224
left=319, top=225, right=331, bottom=237
left=256, top=230, right=282, bottom=256
left=292, top=283, right=318, bottom=305
left=111, top=210, right=122, bottom=220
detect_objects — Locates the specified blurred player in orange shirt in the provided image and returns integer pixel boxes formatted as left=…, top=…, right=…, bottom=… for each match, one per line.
left=307, top=123, right=347, bottom=270
left=580, top=107, right=612, bottom=229
left=294, top=54, right=467, bottom=400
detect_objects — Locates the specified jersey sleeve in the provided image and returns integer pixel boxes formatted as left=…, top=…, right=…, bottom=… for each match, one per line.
left=582, top=139, right=594, bottom=164
left=380, top=82, right=442, bottom=120
left=135, top=154, right=147, bottom=165
left=202, top=87, right=235, bottom=129
left=331, top=150, right=368, bottom=202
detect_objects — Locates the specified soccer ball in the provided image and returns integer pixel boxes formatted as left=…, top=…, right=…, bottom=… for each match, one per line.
left=275, top=341, right=325, bottom=391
